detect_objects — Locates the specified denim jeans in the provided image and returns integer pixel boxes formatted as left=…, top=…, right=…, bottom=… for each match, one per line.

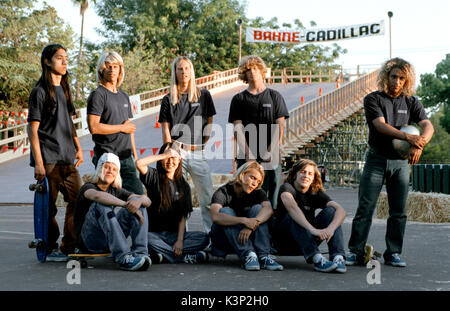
left=273, top=207, right=345, bottom=262
left=81, top=202, right=148, bottom=263
left=180, top=149, right=214, bottom=234
left=209, top=204, right=272, bottom=261
left=148, top=231, right=210, bottom=263
left=93, top=154, right=144, bottom=195
left=348, top=147, right=410, bottom=259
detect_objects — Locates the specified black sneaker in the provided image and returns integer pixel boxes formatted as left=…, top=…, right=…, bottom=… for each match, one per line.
left=183, top=251, right=208, bottom=264
left=119, top=254, right=146, bottom=271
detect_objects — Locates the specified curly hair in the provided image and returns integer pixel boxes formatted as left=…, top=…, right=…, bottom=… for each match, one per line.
left=238, top=55, right=267, bottom=83
left=377, top=57, right=416, bottom=96
left=286, top=159, right=324, bottom=194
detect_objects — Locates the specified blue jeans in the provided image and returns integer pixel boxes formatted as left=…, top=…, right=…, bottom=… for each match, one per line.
left=180, top=150, right=214, bottom=234
left=209, top=204, right=272, bottom=261
left=81, top=202, right=149, bottom=263
left=148, top=231, right=210, bottom=263
left=273, top=207, right=345, bottom=263
left=348, top=147, right=409, bottom=259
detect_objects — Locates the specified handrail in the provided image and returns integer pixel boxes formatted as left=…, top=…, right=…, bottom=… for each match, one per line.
left=0, top=66, right=360, bottom=163
left=281, top=69, right=379, bottom=156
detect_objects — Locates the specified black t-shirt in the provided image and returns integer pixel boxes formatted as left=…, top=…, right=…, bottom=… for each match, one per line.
left=159, top=88, right=216, bottom=145
left=275, top=182, right=332, bottom=224
left=211, top=183, right=269, bottom=217
left=140, top=167, right=193, bottom=232
left=74, top=182, right=132, bottom=249
left=87, top=86, right=133, bottom=159
left=228, top=88, right=289, bottom=162
left=27, top=84, right=76, bottom=165
left=364, top=91, right=428, bottom=159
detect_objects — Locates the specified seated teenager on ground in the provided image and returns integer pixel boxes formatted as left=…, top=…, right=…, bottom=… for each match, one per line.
left=136, top=142, right=209, bottom=264
left=272, top=159, right=347, bottom=273
left=73, top=153, right=152, bottom=271
left=209, top=161, right=283, bottom=271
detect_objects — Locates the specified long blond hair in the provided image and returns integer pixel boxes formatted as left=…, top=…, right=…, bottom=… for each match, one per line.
left=96, top=51, right=125, bottom=87
left=169, top=56, right=201, bottom=105
left=231, top=161, right=265, bottom=189
left=377, top=57, right=416, bottom=96
left=91, top=161, right=123, bottom=189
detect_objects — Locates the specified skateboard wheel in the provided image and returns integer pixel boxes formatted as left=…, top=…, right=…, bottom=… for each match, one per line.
left=80, top=260, right=88, bottom=268
left=36, top=184, right=44, bottom=192
left=29, top=184, right=36, bottom=191
left=29, top=239, right=43, bottom=248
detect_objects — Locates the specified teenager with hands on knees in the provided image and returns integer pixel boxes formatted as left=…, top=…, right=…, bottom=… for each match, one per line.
left=209, top=161, right=283, bottom=271
left=272, top=159, right=347, bottom=273
left=74, top=153, right=151, bottom=271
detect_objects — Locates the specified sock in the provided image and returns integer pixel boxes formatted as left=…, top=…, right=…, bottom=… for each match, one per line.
left=312, top=253, right=324, bottom=264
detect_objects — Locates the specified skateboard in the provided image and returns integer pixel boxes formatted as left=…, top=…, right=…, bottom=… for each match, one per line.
left=364, top=244, right=382, bottom=264
left=68, top=252, right=111, bottom=268
left=28, top=177, right=50, bottom=262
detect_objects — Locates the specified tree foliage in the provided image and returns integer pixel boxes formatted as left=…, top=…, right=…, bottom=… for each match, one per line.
left=417, top=54, right=450, bottom=133
left=95, top=0, right=346, bottom=87
left=95, top=0, right=246, bottom=80
left=0, top=0, right=74, bottom=110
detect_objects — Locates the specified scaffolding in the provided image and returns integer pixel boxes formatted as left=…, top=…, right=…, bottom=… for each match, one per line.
left=283, top=109, right=369, bottom=185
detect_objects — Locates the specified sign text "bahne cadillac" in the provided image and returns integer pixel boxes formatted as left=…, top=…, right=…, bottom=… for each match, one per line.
left=246, top=20, right=385, bottom=44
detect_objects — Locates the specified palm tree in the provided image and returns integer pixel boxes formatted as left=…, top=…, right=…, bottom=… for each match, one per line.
left=72, top=0, right=95, bottom=101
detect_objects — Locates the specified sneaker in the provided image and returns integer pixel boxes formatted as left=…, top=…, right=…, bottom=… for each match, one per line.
left=244, top=251, right=260, bottom=271
left=119, top=254, right=146, bottom=271
left=345, top=252, right=364, bottom=266
left=149, top=251, right=164, bottom=264
left=384, top=253, right=406, bottom=267
left=46, top=249, right=68, bottom=262
left=260, top=255, right=283, bottom=271
left=333, top=255, right=347, bottom=273
left=137, top=255, right=151, bottom=271
left=313, top=255, right=337, bottom=273
left=183, top=251, right=208, bottom=264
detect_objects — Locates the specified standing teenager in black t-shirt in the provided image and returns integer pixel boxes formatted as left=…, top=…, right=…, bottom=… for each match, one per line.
left=273, top=159, right=347, bottom=273
left=136, top=142, right=209, bottom=264
left=347, top=58, right=434, bottom=267
left=159, top=56, right=216, bottom=234
left=228, top=55, right=289, bottom=210
left=87, top=51, right=143, bottom=195
left=27, top=44, right=83, bottom=261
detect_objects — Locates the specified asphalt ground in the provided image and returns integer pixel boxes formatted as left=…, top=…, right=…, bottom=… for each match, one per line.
left=0, top=188, right=448, bottom=294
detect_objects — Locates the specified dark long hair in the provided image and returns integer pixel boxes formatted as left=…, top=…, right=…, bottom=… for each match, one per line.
left=37, top=44, right=73, bottom=111
left=156, top=142, right=190, bottom=213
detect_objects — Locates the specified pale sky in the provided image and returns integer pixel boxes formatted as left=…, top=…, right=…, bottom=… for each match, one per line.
left=38, top=0, right=450, bottom=80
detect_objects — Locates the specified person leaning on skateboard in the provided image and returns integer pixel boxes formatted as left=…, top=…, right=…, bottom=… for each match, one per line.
left=346, top=58, right=434, bottom=267
left=27, top=44, right=83, bottom=262
left=73, top=153, right=152, bottom=271
left=87, top=51, right=144, bottom=195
